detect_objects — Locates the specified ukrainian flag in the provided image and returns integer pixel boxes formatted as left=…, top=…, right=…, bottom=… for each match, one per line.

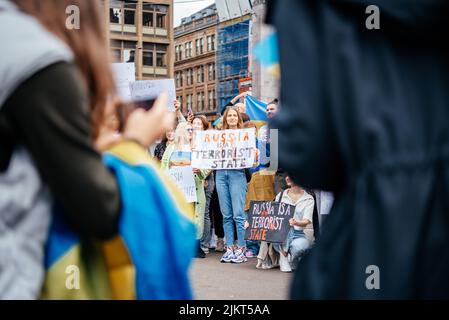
left=41, top=141, right=196, bottom=300
left=253, top=32, right=280, bottom=79
left=245, top=95, right=271, bottom=173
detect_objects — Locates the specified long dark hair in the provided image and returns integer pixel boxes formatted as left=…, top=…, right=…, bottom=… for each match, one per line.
left=13, top=0, right=116, bottom=139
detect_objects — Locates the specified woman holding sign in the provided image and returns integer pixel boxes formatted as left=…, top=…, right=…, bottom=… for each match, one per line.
left=215, top=107, right=254, bottom=264
left=161, top=122, right=209, bottom=258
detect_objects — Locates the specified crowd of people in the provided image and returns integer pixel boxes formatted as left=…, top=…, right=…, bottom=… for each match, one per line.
left=2, top=0, right=449, bottom=300
left=151, top=94, right=322, bottom=272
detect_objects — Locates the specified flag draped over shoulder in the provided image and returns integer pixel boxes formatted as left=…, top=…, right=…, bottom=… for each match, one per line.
left=41, top=141, right=196, bottom=300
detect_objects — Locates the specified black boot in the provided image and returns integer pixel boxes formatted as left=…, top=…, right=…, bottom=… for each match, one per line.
left=196, top=245, right=206, bottom=258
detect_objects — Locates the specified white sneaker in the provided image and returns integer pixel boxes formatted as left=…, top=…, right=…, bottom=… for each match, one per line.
left=279, top=253, right=292, bottom=272
left=209, top=233, right=217, bottom=249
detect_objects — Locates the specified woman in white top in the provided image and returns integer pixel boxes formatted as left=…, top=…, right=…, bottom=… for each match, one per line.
left=277, top=176, right=315, bottom=272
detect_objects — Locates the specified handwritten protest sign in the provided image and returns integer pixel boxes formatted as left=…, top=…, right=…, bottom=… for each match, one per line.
left=168, top=166, right=197, bottom=203
left=245, top=201, right=295, bottom=243
left=111, top=63, right=135, bottom=102
left=191, top=128, right=256, bottom=170
left=130, top=79, right=176, bottom=111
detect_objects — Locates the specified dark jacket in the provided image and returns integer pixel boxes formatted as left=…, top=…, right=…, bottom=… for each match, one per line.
left=269, top=0, right=449, bottom=299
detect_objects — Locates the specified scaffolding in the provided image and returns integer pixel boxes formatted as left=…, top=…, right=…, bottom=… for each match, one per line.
left=217, top=19, right=250, bottom=111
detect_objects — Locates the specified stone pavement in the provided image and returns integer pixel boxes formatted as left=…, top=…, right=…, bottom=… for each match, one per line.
left=190, top=251, right=293, bottom=300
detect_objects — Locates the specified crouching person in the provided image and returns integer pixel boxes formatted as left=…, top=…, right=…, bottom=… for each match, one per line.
left=274, top=176, right=314, bottom=272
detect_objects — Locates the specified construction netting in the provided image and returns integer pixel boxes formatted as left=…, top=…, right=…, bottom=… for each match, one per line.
left=217, top=19, right=250, bottom=112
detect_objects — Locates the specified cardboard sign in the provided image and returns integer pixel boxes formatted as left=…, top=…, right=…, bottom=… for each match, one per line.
left=111, top=63, right=135, bottom=102
left=130, top=79, right=176, bottom=111
left=191, top=128, right=256, bottom=170
left=168, top=166, right=197, bottom=203
left=245, top=201, right=295, bottom=243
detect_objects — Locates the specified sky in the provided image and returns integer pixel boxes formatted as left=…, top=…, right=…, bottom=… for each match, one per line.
left=173, top=0, right=215, bottom=27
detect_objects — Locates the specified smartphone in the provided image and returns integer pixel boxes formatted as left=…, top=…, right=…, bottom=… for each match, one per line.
left=116, top=97, right=157, bottom=132
left=188, top=106, right=193, bottom=117
left=134, top=97, right=157, bottom=111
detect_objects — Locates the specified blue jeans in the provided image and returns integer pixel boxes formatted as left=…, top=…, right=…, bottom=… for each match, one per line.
left=274, top=229, right=310, bottom=267
left=216, top=170, right=247, bottom=248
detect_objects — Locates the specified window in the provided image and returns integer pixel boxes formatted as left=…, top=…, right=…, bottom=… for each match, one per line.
left=156, top=14, right=166, bottom=28
left=175, top=45, right=183, bottom=61
left=196, top=38, right=204, bottom=55
left=143, top=51, right=153, bottom=66
left=156, top=5, right=168, bottom=29
left=156, top=52, right=166, bottom=67
left=124, top=2, right=136, bottom=25
left=197, top=65, right=204, bottom=83
left=143, top=11, right=153, bottom=27
left=187, top=69, right=193, bottom=86
left=110, top=40, right=137, bottom=65
left=110, top=8, right=121, bottom=24
left=111, top=49, right=121, bottom=62
left=208, top=63, right=215, bottom=81
left=123, top=49, right=135, bottom=63
left=186, top=94, right=193, bottom=112
left=207, top=35, right=216, bottom=51
left=124, top=9, right=135, bottom=25
left=175, top=72, right=183, bottom=88
left=185, top=42, right=192, bottom=58
left=197, top=92, right=205, bottom=112
left=178, top=96, right=184, bottom=113
left=208, top=90, right=216, bottom=110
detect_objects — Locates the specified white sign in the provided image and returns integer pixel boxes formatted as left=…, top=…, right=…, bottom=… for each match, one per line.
left=130, top=79, right=176, bottom=111
left=191, top=129, right=256, bottom=170
left=169, top=166, right=197, bottom=203
left=111, top=63, right=135, bottom=102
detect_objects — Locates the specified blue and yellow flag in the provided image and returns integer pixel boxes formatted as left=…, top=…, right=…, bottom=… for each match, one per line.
left=41, top=141, right=196, bottom=300
left=245, top=95, right=270, bottom=174
left=253, top=32, right=280, bottom=78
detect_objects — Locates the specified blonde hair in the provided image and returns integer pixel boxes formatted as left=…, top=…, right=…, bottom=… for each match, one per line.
left=174, top=122, right=192, bottom=150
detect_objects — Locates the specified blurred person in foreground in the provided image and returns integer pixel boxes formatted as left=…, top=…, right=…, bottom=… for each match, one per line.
left=267, top=0, right=449, bottom=299
left=0, top=0, right=195, bottom=300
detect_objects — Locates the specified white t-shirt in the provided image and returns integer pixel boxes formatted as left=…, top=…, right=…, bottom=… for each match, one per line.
left=275, top=189, right=314, bottom=231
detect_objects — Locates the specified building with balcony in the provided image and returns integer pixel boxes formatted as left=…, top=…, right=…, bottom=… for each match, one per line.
left=102, top=0, right=174, bottom=80
left=174, top=4, right=219, bottom=120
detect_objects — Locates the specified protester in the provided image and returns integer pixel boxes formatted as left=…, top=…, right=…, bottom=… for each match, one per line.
left=161, top=122, right=209, bottom=258
left=254, top=176, right=313, bottom=272
left=0, top=0, right=175, bottom=299
left=215, top=107, right=250, bottom=263
left=210, top=179, right=225, bottom=252
left=274, top=176, right=314, bottom=272
left=154, top=128, right=175, bottom=162
left=243, top=114, right=275, bottom=258
left=267, top=0, right=449, bottom=298
left=265, top=99, right=287, bottom=194
left=192, top=116, right=215, bottom=254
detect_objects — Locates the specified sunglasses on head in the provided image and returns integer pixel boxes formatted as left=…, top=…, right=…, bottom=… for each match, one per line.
left=187, top=128, right=194, bottom=132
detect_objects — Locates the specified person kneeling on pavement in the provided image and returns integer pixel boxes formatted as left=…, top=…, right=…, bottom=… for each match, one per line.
left=256, top=176, right=314, bottom=272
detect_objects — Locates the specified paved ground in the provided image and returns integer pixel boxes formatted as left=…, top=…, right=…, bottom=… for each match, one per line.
left=190, top=251, right=293, bottom=300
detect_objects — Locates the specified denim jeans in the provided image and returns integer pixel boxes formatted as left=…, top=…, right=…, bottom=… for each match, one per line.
left=274, top=229, right=310, bottom=267
left=215, top=170, right=248, bottom=248
left=200, top=174, right=215, bottom=248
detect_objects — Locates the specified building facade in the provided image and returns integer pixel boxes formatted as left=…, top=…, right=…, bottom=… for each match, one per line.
left=216, top=15, right=251, bottom=111
left=102, top=0, right=174, bottom=80
left=174, top=4, right=219, bottom=120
